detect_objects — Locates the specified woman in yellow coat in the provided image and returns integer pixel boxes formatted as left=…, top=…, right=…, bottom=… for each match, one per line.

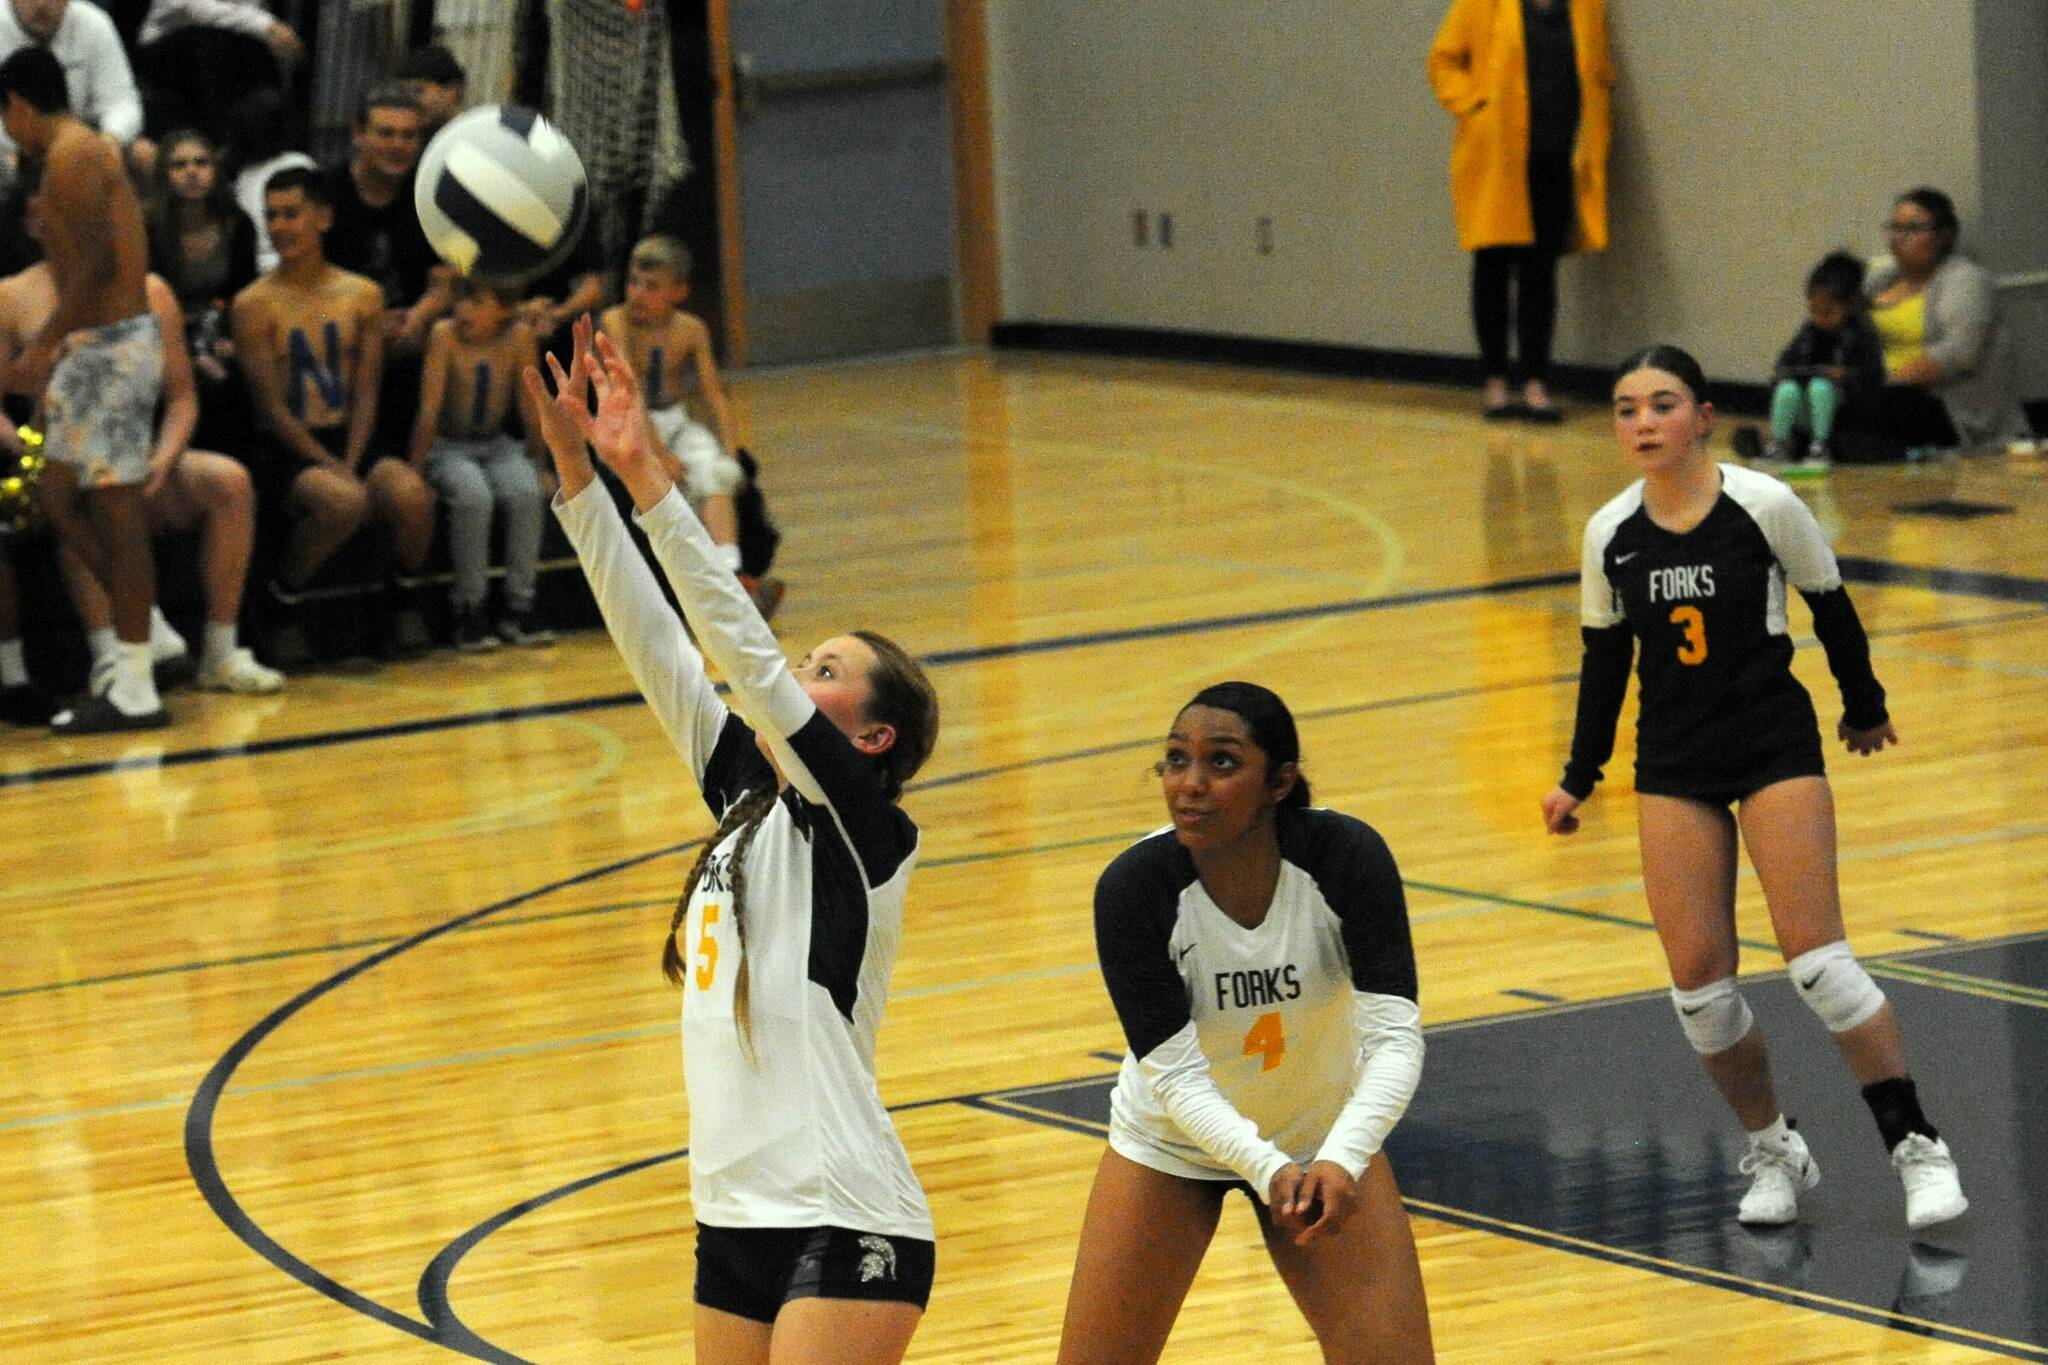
left=1429, top=0, right=1613, bottom=419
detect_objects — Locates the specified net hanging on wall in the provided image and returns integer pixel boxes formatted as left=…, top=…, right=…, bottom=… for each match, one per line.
left=433, top=0, right=520, bottom=104
left=545, top=0, right=691, bottom=272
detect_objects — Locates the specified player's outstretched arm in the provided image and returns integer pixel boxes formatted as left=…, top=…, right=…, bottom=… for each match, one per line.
left=530, top=314, right=731, bottom=782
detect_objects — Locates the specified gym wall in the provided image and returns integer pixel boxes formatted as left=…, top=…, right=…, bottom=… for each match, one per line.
left=984, top=0, right=2048, bottom=401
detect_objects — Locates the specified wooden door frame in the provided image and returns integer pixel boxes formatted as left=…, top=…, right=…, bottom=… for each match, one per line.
left=701, top=0, right=1000, bottom=367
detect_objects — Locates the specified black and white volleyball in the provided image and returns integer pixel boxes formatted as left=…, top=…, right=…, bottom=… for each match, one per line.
left=415, top=105, right=589, bottom=282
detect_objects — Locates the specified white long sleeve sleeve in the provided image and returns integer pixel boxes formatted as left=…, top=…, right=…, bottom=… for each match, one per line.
left=632, top=487, right=827, bottom=801
left=552, top=481, right=728, bottom=778
left=1137, top=1024, right=1294, bottom=1197
left=1313, top=992, right=1425, bottom=1179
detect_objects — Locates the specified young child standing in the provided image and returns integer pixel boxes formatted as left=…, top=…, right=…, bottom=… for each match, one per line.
left=1739, top=252, right=1884, bottom=475
left=410, top=276, right=553, bottom=649
left=598, top=236, right=783, bottom=620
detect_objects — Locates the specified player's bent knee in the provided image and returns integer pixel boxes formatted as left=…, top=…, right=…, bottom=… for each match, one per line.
left=1670, top=976, right=1753, bottom=1054
left=1787, top=940, right=1885, bottom=1033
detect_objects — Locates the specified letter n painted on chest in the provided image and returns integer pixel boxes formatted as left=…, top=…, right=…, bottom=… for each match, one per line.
left=285, top=321, right=345, bottom=420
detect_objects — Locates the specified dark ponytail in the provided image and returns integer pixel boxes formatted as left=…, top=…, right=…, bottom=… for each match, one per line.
left=1181, top=681, right=1310, bottom=809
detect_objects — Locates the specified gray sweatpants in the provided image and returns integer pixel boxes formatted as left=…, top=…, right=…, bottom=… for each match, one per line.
left=424, top=436, right=544, bottom=611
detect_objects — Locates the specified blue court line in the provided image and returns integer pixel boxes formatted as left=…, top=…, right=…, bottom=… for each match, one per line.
left=9, top=560, right=2045, bottom=795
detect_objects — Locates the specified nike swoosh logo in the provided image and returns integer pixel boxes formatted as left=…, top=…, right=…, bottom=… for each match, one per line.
left=1800, top=968, right=1826, bottom=989
left=1176, top=944, right=1196, bottom=964
left=1680, top=1003, right=1706, bottom=1015
left=1615, top=551, right=1641, bottom=564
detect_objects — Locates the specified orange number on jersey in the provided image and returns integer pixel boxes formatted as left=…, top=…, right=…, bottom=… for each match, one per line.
left=1243, top=1011, right=1286, bottom=1072
left=695, top=902, right=720, bottom=990
left=1670, top=605, right=1708, bottom=665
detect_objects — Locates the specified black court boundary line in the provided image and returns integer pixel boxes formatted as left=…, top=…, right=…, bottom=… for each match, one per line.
left=6, top=569, right=1572, bottom=792
left=9, top=670, right=1581, bottom=1003
left=15, top=560, right=2048, bottom=794
left=415, top=943, right=2048, bottom=1365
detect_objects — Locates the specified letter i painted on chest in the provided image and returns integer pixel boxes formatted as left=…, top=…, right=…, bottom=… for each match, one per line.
left=646, top=346, right=665, bottom=406
left=470, top=361, right=492, bottom=431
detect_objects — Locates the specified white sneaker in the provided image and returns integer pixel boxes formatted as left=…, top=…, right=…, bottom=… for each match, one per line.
left=1892, top=1134, right=1967, bottom=1230
left=1738, top=1127, right=1820, bottom=1225
left=197, top=647, right=285, bottom=695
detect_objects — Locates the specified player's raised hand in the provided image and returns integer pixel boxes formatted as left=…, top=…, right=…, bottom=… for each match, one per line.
left=585, top=331, right=680, bottom=513
left=1540, top=786, right=1583, bottom=835
left=521, top=314, right=598, bottom=494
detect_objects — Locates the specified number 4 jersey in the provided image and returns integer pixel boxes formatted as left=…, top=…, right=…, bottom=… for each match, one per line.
left=1563, top=462, right=1887, bottom=799
left=1095, top=810, right=1421, bottom=1191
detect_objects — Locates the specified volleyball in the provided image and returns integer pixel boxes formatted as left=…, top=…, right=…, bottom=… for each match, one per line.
left=415, top=104, right=589, bottom=284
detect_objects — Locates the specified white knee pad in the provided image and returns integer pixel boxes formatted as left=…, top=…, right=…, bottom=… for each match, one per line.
left=1671, top=976, right=1754, bottom=1055
left=1788, top=940, right=1886, bottom=1033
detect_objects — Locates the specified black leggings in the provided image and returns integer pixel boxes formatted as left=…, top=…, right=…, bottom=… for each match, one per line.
left=1470, top=153, right=1574, bottom=383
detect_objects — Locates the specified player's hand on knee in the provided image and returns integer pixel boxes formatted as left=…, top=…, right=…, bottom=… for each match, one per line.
left=1838, top=718, right=1899, bottom=756
left=1540, top=786, right=1582, bottom=835
left=1289, top=1161, right=1359, bottom=1245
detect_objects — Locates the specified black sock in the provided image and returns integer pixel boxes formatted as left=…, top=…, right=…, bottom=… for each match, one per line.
left=1862, top=1076, right=1936, bottom=1150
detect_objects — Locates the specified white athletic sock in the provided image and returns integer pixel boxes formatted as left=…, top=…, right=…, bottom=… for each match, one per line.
left=1751, top=1114, right=1792, bottom=1145
left=0, top=638, right=26, bottom=687
left=149, top=606, right=187, bottom=661
left=203, top=622, right=238, bottom=665
left=108, top=641, right=160, bottom=714
left=87, top=626, right=119, bottom=668
left=714, top=542, right=743, bottom=574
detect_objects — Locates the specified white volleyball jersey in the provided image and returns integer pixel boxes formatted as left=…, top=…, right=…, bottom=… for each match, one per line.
left=556, top=481, right=932, bottom=1240
left=1097, top=809, right=1418, bottom=1182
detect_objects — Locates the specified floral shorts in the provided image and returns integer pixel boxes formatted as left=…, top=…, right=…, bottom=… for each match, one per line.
left=44, top=313, right=163, bottom=488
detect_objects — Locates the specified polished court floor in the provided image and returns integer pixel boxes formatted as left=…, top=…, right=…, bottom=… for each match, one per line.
left=6, top=350, right=2048, bottom=1361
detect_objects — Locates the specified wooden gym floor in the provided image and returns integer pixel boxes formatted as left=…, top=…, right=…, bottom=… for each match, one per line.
left=6, top=350, right=2046, bottom=1362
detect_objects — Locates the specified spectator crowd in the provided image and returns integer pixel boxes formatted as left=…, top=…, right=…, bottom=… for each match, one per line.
left=0, top=0, right=778, bottom=735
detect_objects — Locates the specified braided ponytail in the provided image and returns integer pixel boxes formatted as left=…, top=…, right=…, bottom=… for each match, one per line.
left=662, top=785, right=780, bottom=1055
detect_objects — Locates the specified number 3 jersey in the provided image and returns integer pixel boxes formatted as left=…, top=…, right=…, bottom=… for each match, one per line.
left=1094, top=809, right=1421, bottom=1192
left=1563, top=463, right=1887, bottom=797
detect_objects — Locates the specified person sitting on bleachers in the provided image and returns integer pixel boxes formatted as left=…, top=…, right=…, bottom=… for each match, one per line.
left=394, top=41, right=464, bottom=144
left=409, top=275, right=553, bottom=651
left=231, top=166, right=435, bottom=665
left=143, top=128, right=257, bottom=453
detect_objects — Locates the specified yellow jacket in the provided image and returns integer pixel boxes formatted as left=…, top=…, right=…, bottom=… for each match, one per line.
left=1427, top=0, right=1614, bottom=253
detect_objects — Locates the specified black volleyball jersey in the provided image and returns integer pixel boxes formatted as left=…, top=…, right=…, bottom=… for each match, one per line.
left=1569, top=463, right=1885, bottom=792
